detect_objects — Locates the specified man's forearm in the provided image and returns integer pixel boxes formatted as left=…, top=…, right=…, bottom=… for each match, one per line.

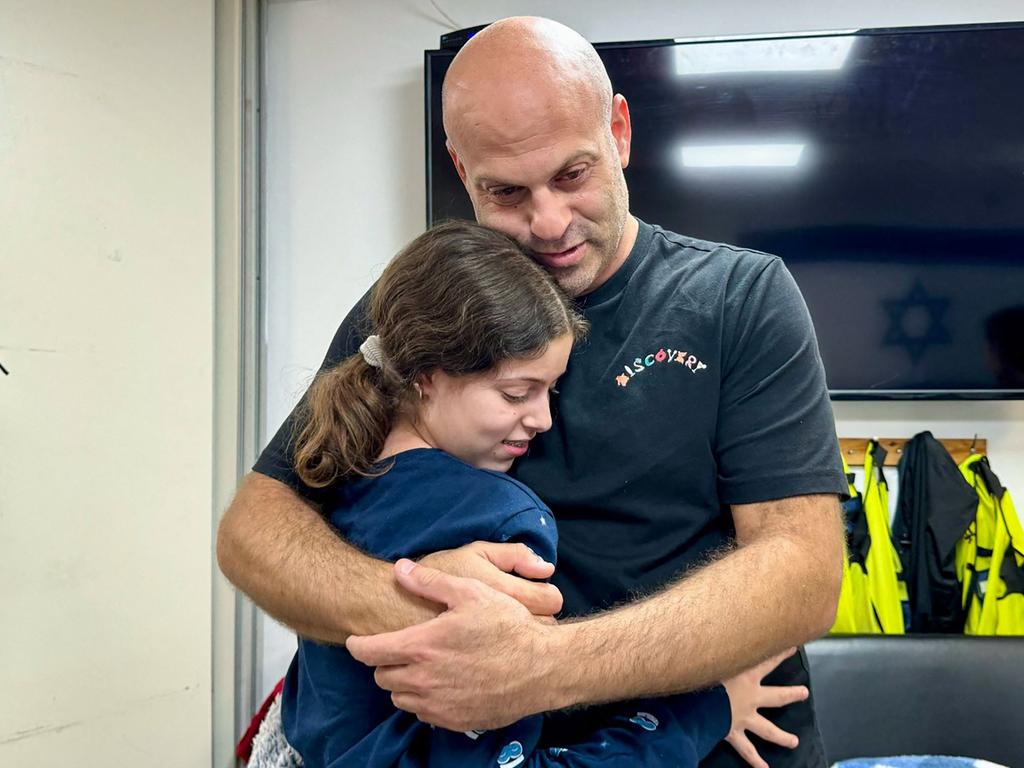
left=543, top=496, right=843, bottom=711
left=216, top=472, right=436, bottom=643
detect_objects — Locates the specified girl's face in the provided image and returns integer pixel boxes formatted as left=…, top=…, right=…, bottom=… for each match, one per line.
left=416, top=333, right=573, bottom=472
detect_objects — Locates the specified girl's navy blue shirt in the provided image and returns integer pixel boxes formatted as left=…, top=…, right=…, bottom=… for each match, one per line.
left=280, top=448, right=558, bottom=766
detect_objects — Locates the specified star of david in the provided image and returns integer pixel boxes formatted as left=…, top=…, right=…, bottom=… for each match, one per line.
left=882, top=281, right=951, bottom=364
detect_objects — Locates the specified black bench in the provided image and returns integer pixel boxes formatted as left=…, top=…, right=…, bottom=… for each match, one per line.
left=806, top=635, right=1023, bottom=767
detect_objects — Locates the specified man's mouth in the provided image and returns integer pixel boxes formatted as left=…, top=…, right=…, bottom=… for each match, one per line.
left=533, top=242, right=585, bottom=270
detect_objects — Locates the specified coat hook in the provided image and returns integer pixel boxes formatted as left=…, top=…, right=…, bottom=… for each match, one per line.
left=969, top=433, right=978, bottom=453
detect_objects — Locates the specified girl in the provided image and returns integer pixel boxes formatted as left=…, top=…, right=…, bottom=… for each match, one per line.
left=255, top=220, right=795, bottom=768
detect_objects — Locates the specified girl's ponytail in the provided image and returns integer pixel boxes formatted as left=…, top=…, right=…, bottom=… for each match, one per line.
left=293, top=354, right=398, bottom=487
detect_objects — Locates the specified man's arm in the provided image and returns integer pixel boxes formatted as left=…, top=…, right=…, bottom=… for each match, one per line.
left=216, top=472, right=563, bottom=643
left=548, top=493, right=844, bottom=703
left=347, top=492, right=843, bottom=730
left=217, top=473, right=427, bottom=641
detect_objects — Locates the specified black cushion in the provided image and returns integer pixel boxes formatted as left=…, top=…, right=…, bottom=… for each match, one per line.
left=806, top=635, right=1024, bottom=766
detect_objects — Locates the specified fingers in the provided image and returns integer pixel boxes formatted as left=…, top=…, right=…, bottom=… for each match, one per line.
left=747, top=713, right=800, bottom=749
left=420, top=543, right=562, bottom=614
left=753, top=646, right=798, bottom=678
left=757, top=684, right=809, bottom=709
left=349, top=559, right=510, bottom=665
left=462, top=543, right=563, bottom=614
left=391, top=692, right=463, bottom=730
left=725, top=732, right=769, bottom=768
left=390, top=690, right=425, bottom=717
left=769, top=646, right=798, bottom=665
left=346, top=623, right=425, bottom=667
left=375, top=664, right=404, bottom=693
left=496, top=573, right=563, bottom=616
left=392, top=558, right=478, bottom=609
left=478, top=541, right=555, bottom=579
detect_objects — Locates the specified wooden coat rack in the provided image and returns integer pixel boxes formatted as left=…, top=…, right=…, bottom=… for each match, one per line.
left=838, top=437, right=986, bottom=467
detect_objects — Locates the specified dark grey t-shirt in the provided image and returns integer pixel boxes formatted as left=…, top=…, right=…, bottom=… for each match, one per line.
left=254, top=219, right=846, bottom=767
left=515, top=221, right=847, bottom=615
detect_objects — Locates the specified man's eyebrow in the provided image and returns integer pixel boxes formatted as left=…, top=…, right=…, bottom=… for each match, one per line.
left=557, top=151, right=599, bottom=170
left=476, top=175, right=513, bottom=189
left=476, top=152, right=600, bottom=189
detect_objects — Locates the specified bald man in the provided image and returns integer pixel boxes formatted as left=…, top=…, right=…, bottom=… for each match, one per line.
left=219, top=17, right=847, bottom=768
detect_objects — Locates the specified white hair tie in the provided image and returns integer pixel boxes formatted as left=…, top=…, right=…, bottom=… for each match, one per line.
left=359, top=335, right=385, bottom=369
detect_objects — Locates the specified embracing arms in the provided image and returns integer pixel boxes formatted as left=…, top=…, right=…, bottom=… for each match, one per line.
left=216, top=472, right=562, bottom=642
left=346, top=492, right=844, bottom=729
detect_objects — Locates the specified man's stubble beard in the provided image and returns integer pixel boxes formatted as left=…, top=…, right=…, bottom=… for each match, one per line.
left=553, top=179, right=629, bottom=298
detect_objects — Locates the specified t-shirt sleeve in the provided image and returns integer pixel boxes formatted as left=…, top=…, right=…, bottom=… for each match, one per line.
left=716, top=257, right=847, bottom=505
left=252, top=289, right=373, bottom=501
left=487, top=505, right=559, bottom=566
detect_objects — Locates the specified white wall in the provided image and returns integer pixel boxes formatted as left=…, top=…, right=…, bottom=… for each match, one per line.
left=262, top=0, right=1024, bottom=692
left=0, top=2, right=216, bottom=764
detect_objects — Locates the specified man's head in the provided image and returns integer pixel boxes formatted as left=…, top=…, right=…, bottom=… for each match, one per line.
left=442, top=17, right=634, bottom=297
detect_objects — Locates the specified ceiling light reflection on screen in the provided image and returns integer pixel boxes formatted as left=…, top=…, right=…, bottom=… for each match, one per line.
left=680, top=144, right=806, bottom=168
left=674, top=36, right=855, bottom=75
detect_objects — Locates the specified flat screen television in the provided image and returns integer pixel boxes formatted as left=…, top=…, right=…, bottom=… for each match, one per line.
left=425, top=22, right=1024, bottom=399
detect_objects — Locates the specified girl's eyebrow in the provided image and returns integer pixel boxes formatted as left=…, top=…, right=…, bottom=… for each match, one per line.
left=494, top=377, right=547, bottom=384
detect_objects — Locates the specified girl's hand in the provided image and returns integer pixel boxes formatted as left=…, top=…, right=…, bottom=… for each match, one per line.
left=723, top=647, right=809, bottom=768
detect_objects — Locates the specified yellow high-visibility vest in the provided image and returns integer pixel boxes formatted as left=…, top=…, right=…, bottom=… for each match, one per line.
left=831, top=457, right=874, bottom=633
left=861, top=441, right=906, bottom=634
left=830, top=443, right=906, bottom=635
left=957, top=454, right=1024, bottom=635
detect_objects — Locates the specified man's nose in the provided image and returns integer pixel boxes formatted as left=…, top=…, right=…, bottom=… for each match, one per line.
left=529, top=188, right=572, bottom=244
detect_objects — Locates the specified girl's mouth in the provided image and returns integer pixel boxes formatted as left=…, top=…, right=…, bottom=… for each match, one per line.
left=501, top=440, right=530, bottom=457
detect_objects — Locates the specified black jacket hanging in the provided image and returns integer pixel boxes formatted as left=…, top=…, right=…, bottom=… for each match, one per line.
left=893, top=431, right=978, bottom=632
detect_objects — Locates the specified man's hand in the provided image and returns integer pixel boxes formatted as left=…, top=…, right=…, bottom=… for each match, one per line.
left=218, top=473, right=561, bottom=640
left=723, top=648, right=809, bottom=768
left=419, top=541, right=563, bottom=617
left=346, top=558, right=559, bottom=730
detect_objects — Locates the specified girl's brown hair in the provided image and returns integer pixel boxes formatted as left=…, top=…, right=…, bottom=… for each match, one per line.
left=293, top=220, right=588, bottom=487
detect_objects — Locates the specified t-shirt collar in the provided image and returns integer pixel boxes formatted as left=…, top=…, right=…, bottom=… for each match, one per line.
left=577, top=217, right=653, bottom=308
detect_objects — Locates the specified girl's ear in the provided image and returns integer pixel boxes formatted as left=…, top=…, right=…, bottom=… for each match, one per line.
left=415, top=370, right=435, bottom=400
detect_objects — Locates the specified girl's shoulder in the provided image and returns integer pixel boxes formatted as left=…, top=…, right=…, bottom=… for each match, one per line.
left=377, top=449, right=546, bottom=506
left=327, top=449, right=555, bottom=562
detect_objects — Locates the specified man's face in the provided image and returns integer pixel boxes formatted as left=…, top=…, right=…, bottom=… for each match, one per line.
left=447, top=95, right=632, bottom=298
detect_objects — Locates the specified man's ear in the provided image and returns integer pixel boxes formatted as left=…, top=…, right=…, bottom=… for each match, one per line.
left=446, top=139, right=469, bottom=184
left=609, top=94, right=632, bottom=170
